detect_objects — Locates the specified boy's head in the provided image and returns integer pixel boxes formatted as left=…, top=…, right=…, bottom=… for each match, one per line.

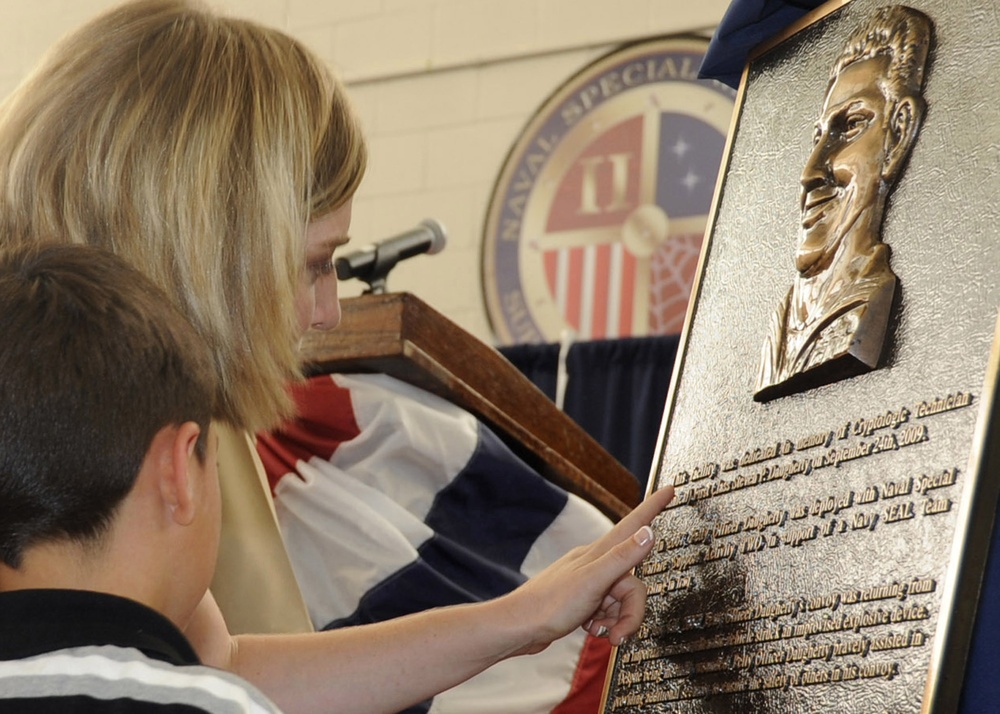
left=0, top=242, right=218, bottom=570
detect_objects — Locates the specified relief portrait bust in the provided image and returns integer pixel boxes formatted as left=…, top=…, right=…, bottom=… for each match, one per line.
left=755, top=5, right=932, bottom=402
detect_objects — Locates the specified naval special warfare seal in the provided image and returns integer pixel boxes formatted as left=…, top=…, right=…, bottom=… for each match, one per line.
left=482, top=37, right=736, bottom=345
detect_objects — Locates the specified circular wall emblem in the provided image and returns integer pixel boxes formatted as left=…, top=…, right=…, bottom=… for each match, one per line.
left=482, top=37, right=736, bottom=345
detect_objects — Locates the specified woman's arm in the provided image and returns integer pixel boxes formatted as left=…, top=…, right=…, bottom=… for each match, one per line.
left=190, top=486, right=673, bottom=714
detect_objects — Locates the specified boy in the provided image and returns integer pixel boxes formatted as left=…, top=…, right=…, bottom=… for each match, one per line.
left=0, top=242, right=281, bottom=712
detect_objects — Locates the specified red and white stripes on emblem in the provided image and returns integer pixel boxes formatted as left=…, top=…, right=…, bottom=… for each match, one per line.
left=545, top=242, right=637, bottom=340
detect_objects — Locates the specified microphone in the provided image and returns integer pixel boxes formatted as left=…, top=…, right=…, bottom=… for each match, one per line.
left=335, top=218, right=447, bottom=294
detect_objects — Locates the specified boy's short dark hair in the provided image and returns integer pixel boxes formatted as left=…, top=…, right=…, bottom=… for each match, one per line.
left=0, top=242, right=218, bottom=568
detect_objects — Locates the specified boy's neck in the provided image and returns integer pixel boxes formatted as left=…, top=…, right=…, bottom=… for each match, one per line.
left=1, top=537, right=145, bottom=600
left=0, top=519, right=199, bottom=631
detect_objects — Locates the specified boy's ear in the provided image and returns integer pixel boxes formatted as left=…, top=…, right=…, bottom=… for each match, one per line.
left=154, top=422, right=203, bottom=527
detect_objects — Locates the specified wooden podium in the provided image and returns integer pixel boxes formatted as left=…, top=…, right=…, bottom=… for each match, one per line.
left=298, top=292, right=640, bottom=520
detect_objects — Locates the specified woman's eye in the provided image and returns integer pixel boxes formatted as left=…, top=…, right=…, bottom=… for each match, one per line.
left=308, top=257, right=336, bottom=281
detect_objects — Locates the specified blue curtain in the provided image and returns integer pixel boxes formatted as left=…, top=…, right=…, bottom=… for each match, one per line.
left=500, top=334, right=679, bottom=493
left=698, top=0, right=827, bottom=88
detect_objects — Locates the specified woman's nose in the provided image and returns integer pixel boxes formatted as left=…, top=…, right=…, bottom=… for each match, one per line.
left=310, top=276, right=342, bottom=331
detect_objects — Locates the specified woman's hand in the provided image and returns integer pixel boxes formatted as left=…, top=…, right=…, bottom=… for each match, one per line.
left=496, top=486, right=674, bottom=656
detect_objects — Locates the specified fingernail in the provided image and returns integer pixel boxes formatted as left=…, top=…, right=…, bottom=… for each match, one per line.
left=584, top=619, right=593, bottom=631
left=633, top=525, right=654, bottom=547
left=596, top=625, right=609, bottom=638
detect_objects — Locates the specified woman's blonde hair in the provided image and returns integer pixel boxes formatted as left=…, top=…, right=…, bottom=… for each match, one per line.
left=0, top=0, right=366, bottom=430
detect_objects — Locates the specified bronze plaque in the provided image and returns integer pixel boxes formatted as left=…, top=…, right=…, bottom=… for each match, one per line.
left=602, top=1, right=1000, bottom=712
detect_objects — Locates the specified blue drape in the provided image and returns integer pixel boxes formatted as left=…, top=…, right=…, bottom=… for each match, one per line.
left=698, top=0, right=828, bottom=88
left=500, top=335, right=679, bottom=492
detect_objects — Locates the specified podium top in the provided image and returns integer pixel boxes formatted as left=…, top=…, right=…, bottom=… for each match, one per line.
left=298, top=292, right=640, bottom=520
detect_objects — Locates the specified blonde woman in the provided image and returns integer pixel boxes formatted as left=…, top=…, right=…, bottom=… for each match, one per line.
left=0, top=2, right=673, bottom=712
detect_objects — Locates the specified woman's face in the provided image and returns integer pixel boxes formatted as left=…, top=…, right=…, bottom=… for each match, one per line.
left=296, top=197, right=353, bottom=333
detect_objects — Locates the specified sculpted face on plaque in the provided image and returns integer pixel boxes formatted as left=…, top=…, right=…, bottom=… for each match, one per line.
left=755, top=5, right=933, bottom=402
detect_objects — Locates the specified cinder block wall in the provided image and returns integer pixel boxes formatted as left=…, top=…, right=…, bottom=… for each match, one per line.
left=0, top=0, right=730, bottom=343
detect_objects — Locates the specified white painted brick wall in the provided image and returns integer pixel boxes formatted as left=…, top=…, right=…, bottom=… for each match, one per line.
left=1, top=0, right=732, bottom=343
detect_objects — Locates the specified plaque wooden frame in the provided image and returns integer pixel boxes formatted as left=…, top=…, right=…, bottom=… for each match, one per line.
left=602, top=0, right=1000, bottom=711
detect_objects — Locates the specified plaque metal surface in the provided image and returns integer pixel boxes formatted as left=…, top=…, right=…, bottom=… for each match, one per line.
left=602, top=0, right=1000, bottom=712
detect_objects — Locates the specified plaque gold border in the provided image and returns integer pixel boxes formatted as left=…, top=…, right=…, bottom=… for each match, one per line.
left=601, top=0, right=1000, bottom=710
left=923, top=309, right=1000, bottom=710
